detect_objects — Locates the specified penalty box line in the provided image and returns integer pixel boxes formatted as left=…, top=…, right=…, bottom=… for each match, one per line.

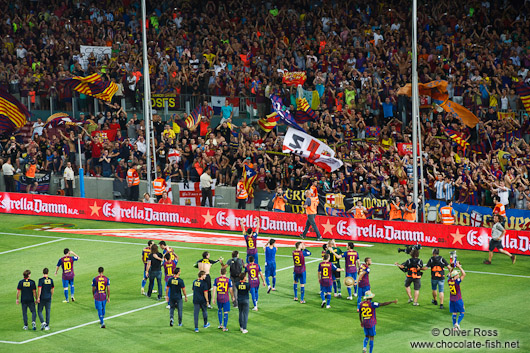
left=0, top=259, right=308, bottom=344
left=1, top=231, right=529, bottom=278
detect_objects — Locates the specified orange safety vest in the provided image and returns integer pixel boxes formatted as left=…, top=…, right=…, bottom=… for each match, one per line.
left=127, top=168, right=140, bottom=187
left=26, top=164, right=36, bottom=178
left=153, top=178, right=166, bottom=195
left=493, top=203, right=506, bottom=217
left=237, top=181, right=248, bottom=199
left=306, top=196, right=319, bottom=215
left=273, top=195, right=286, bottom=211
left=354, top=207, right=366, bottom=219
left=389, top=203, right=402, bottom=220
left=403, top=202, right=416, bottom=221
left=439, top=206, right=454, bottom=225
left=310, top=185, right=318, bottom=198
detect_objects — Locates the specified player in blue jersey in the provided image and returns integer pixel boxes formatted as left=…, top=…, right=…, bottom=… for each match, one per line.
left=263, top=239, right=277, bottom=293
left=359, top=291, right=398, bottom=353
left=344, top=242, right=360, bottom=300
left=448, top=262, right=466, bottom=330
left=318, top=254, right=343, bottom=308
left=292, top=242, right=312, bottom=304
left=55, top=248, right=80, bottom=303
left=242, top=220, right=259, bottom=264
left=92, top=267, right=110, bottom=328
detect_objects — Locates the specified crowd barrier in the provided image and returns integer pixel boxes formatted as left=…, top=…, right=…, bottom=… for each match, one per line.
left=2, top=192, right=529, bottom=256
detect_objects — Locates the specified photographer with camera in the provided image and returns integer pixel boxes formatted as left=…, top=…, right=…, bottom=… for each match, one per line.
left=272, top=187, right=287, bottom=212
left=395, top=247, right=426, bottom=306
left=387, top=196, right=403, bottom=221
left=426, top=249, right=449, bottom=309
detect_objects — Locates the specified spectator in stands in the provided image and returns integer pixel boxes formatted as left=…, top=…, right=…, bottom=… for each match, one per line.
left=159, top=191, right=172, bottom=205
left=2, top=157, right=15, bottom=192
left=63, top=162, right=75, bottom=196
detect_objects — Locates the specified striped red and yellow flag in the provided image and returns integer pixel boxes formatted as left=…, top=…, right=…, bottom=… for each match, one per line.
left=0, top=88, right=30, bottom=133
left=67, top=73, right=118, bottom=102
left=258, top=112, right=279, bottom=132
left=497, top=112, right=516, bottom=120
left=515, top=82, right=530, bottom=115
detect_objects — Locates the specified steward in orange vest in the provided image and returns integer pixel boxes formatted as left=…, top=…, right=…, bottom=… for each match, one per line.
left=439, top=200, right=455, bottom=225
left=388, top=196, right=403, bottom=221
left=402, top=195, right=416, bottom=222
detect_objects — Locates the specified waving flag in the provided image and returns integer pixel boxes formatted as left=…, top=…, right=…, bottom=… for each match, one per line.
left=497, top=112, right=516, bottom=120
left=0, top=88, right=30, bottom=134
left=246, top=99, right=258, bottom=118
left=45, top=112, right=83, bottom=128
left=282, top=72, right=307, bottom=86
left=185, top=105, right=202, bottom=130
left=165, top=176, right=173, bottom=202
left=64, top=73, right=118, bottom=102
left=211, top=96, right=226, bottom=115
left=294, top=98, right=317, bottom=123
left=282, top=127, right=343, bottom=172
left=444, top=127, right=469, bottom=150
left=515, top=82, right=530, bottom=115
left=243, top=164, right=257, bottom=199
left=270, top=94, right=306, bottom=132
left=258, top=112, right=279, bottom=132
left=398, top=80, right=479, bottom=128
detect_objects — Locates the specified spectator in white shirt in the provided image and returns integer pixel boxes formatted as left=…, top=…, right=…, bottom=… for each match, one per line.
left=200, top=169, right=213, bottom=207
left=63, top=162, right=75, bottom=196
left=2, top=157, right=16, bottom=192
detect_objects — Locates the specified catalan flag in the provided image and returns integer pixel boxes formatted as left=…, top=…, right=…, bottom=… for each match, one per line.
left=258, top=112, right=279, bottom=132
left=497, top=111, right=516, bottom=120
left=65, top=73, right=118, bottom=102
left=243, top=164, right=257, bottom=199
left=0, top=88, right=30, bottom=134
left=515, top=82, right=530, bottom=115
left=294, top=97, right=317, bottom=123
left=185, top=105, right=202, bottom=130
left=444, top=127, right=469, bottom=150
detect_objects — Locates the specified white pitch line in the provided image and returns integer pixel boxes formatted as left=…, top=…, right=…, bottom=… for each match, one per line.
left=0, top=259, right=305, bottom=344
left=0, top=238, right=67, bottom=255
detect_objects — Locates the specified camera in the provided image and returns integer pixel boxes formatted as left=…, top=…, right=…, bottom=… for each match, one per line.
left=397, top=243, right=422, bottom=254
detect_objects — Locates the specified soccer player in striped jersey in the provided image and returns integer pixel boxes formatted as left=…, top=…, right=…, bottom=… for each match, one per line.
left=163, top=253, right=178, bottom=308
left=359, top=291, right=397, bottom=353
left=448, top=262, right=466, bottom=330
left=141, top=241, right=153, bottom=295
left=55, top=248, right=80, bottom=303
left=318, top=254, right=343, bottom=308
left=212, top=268, right=234, bottom=331
left=344, top=242, right=360, bottom=300
left=92, top=267, right=110, bottom=328
left=292, top=242, right=312, bottom=304
left=246, top=256, right=266, bottom=311
left=357, top=258, right=372, bottom=311
left=242, top=220, right=260, bottom=265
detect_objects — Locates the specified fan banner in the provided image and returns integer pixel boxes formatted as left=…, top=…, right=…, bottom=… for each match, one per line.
left=282, top=127, right=343, bottom=172
left=1, top=192, right=529, bottom=255
left=282, top=72, right=307, bottom=86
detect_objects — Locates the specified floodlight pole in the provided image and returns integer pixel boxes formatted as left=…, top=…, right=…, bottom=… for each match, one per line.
left=411, top=0, right=420, bottom=221
left=141, top=0, right=153, bottom=196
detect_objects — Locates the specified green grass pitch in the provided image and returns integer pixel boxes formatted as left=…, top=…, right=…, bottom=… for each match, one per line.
left=0, top=214, right=528, bottom=353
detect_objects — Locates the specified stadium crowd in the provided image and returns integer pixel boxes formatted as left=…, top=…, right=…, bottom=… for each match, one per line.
left=1, top=0, right=530, bottom=212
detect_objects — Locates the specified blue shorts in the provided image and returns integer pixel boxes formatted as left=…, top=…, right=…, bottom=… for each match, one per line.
left=358, top=286, right=370, bottom=298
left=431, top=279, right=445, bottom=292
left=450, top=299, right=465, bottom=313
left=95, top=300, right=106, bottom=311
left=265, top=262, right=276, bottom=277
left=363, top=326, right=376, bottom=337
left=62, top=279, right=74, bottom=288
left=217, top=301, right=230, bottom=312
left=320, top=285, right=332, bottom=293
left=346, top=271, right=358, bottom=281
left=293, top=272, right=306, bottom=284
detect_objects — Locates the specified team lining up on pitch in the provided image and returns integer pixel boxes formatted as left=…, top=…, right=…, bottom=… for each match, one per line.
left=15, top=221, right=477, bottom=352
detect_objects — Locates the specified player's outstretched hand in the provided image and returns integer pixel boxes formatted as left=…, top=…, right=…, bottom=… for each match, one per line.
left=393, top=299, right=398, bottom=304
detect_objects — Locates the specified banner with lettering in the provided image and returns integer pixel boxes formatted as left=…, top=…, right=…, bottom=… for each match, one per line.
left=177, top=181, right=216, bottom=206
left=426, top=200, right=530, bottom=231
left=1, top=192, right=529, bottom=255
left=151, top=93, right=180, bottom=109
left=15, top=173, right=51, bottom=194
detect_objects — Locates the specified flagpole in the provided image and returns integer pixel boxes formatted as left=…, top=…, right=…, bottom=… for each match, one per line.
left=141, top=0, right=153, bottom=196
left=148, top=83, right=157, bottom=179
left=411, top=0, right=419, bottom=221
